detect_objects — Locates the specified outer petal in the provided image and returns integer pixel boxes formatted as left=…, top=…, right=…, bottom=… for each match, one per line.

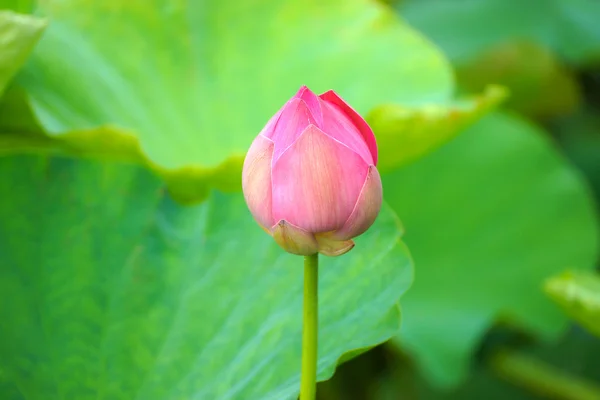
left=271, top=220, right=318, bottom=256
left=266, top=98, right=316, bottom=163
left=320, top=90, right=378, bottom=165
left=258, top=106, right=284, bottom=138
left=293, top=86, right=323, bottom=127
left=332, top=166, right=383, bottom=241
left=242, top=135, right=274, bottom=229
left=272, top=124, right=368, bottom=233
left=318, top=98, right=373, bottom=165
left=315, top=234, right=355, bottom=257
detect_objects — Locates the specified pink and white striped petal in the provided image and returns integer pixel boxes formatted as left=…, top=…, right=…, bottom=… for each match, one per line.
left=333, top=166, right=383, bottom=241
left=271, top=124, right=369, bottom=233
left=271, top=220, right=318, bottom=256
left=242, top=135, right=275, bottom=230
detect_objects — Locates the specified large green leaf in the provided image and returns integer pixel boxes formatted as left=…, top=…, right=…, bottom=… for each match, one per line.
left=0, top=10, right=45, bottom=95
left=0, top=155, right=413, bottom=400
left=400, top=0, right=600, bottom=66
left=0, top=83, right=506, bottom=188
left=367, top=85, right=506, bottom=171
left=7, top=0, right=454, bottom=201
left=383, top=112, right=599, bottom=386
left=545, top=270, right=600, bottom=338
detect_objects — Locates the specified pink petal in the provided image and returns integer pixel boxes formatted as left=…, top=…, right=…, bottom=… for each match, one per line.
left=271, top=220, right=318, bottom=256
left=293, top=86, right=323, bottom=127
left=320, top=90, right=378, bottom=165
left=315, top=234, right=355, bottom=257
left=266, top=98, right=316, bottom=163
left=258, top=106, right=284, bottom=138
left=259, top=86, right=313, bottom=139
left=242, top=135, right=275, bottom=229
left=333, top=166, right=383, bottom=240
left=271, top=124, right=369, bottom=233
left=317, top=98, right=373, bottom=165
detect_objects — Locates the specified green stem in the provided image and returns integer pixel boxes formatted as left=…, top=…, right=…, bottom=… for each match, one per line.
left=300, top=253, right=319, bottom=400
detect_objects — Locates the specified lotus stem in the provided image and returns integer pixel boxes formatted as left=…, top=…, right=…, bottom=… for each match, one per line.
left=300, top=253, right=319, bottom=400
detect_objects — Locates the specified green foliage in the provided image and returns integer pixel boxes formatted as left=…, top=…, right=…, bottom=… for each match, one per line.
left=0, top=10, right=45, bottom=95
left=552, top=110, right=600, bottom=199
left=384, top=112, right=599, bottom=386
left=0, top=0, right=599, bottom=398
left=399, top=0, right=600, bottom=120
left=487, top=349, right=600, bottom=400
left=368, top=85, right=507, bottom=171
left=545, top=271, right=600, bottom=338
left=454, top=42, right=581, bottom=119
left=0, top=155, right=412, bottom=400
left=400, top=0, right=600, bottom=66
left=373, top=329, right=600, bottom=400
left=5, top=0, right=453, bottom=202
left=0, top=1, right=508, bottom=203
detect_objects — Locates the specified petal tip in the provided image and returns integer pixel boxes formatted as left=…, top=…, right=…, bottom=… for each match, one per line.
left=318, top=90, right=378, bottom=165
left=294, top=85, right=311, bottom=98
left=294, top=86, right=322, bottom=126
left=318, top=89, right=337, bottom=99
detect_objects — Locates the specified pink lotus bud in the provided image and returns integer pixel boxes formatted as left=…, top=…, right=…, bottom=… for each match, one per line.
left=242, top=86, right=382, bottom=256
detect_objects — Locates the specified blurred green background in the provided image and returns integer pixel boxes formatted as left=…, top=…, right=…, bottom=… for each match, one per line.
left=323, top=1, right=600, bottom=399
left=0, top=0, right=599, bottom=399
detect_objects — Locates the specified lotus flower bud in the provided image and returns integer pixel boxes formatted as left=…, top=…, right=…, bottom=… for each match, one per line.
left=242, top=86, right=382, bottom=256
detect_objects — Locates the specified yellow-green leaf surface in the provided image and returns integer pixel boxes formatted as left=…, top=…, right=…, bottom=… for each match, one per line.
left=0, top=84, right=505, bottom=202
left=383, top=112, right=599, bottom=387
left=368, top=85, right=506, bottom=171
left=0, top=82, right=505, bottom=202
left=7, top=0, right=455, bottom=200
left=0, top=155, right=413, bottom=400
left=545, top=271, right=600, bottom=338
left=0, top=10, right=45, bottom=95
